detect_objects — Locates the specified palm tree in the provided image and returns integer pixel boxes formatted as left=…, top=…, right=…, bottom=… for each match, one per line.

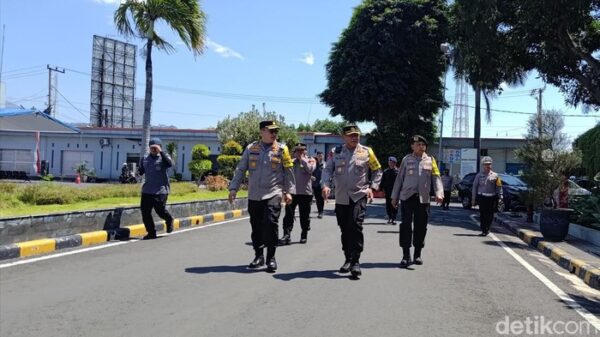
left=114, top=0, right=206, bottom=158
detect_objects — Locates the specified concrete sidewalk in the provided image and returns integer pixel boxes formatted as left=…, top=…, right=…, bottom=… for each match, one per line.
left=494, top=212, right=600, bottom=290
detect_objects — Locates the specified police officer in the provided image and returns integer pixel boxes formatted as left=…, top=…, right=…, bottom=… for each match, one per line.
left=138, top=138, right=174, bottom=240
left=471, top=156, right=502, bottom=236
left=391, top=135, right=443, bottom=267
left=280, top=143, right=316, bottom=245
left=229, top=121, right=295, bottom=273
left=312, top=151, right=325, bottom=219
left=441, top=169, right=454, bottom=210
left=380, top=156, right=399, bottom=224
left=322, top=124, right=382, bottom=278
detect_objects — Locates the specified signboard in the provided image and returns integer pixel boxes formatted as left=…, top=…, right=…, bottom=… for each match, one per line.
left=460, top=148, right=477, bottom=177
left=444, top=149, right=461, bottom=164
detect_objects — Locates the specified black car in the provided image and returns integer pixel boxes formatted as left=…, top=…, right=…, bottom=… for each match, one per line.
left=455, top=173, right=528, bottom=212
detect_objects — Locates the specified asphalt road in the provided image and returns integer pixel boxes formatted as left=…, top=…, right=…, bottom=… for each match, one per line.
left=1, top=199, right=599, bottom=337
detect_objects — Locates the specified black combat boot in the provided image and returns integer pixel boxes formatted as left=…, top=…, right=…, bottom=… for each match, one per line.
left=266, top=247, right=277, bottom=273
left=278, top=232, right=291, bottom=246
left=339, top=251, right=351, bottom=273
left=413, top=247, right=423, bottom=265
left=300, top=230, right=308, bottom=244
left=400, top=247, right=411, bottom=268
left=248, top=248, right=265, bottom=269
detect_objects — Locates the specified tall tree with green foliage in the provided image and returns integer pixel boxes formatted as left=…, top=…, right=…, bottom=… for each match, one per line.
left=515, top=110, right=581, bottom=217
left=573, top=124, right=600, bottom=176
left=320, top=0, right=449, bottom=158
left=296, top=119, right=347, bottom=134
left=114, top=0, right=206, bottom=159
left=450, top=0, right=531, bottom=171
left=216, top=107, right=299, bottom=148
left=503, top=0, right=600, bottom=108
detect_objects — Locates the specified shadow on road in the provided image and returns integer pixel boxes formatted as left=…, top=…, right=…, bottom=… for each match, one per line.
left=185, top=265, right=262, bottom=274
left=377, top=230, right=399, bottom=234
left=272, top=270, right=348, bottom=281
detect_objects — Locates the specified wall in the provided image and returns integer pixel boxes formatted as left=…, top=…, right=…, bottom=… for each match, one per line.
left=0, top=198, right=248, bottom=245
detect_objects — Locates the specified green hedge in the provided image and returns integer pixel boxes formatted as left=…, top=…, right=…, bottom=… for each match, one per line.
left=573, top=124, right=600, bottom=176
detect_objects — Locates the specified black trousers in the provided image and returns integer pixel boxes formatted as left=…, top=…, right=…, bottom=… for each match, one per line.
left=313, top=186, right=324, bottom=213
left=443, top=191, right=451, bottom=209
left=477, top=195, right=496, bottom=233
left=385, top=196, right=398, bottom=220
left=248, top=196, right=282, bottom=252
left=399, top=194, right=430, bottom=248
left=282, top=194, right=312, bottom=234
left=335, top=197, right=367, bottom=262
left=141, top=193, right=173, bottom=236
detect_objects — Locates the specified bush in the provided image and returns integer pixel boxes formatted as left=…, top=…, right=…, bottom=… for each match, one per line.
left=191, top=144, right=211, bottom=160
left=222, top=140, right=243, bottom=155
left=18, top=184, right=77, bottom=205
left=0, top=182, right=17, bottom=194
left=216, top=155, right=241, bottom=179
left=205, top=175, right=229, bottom=191
left=188, top=160, right=213, bottom=183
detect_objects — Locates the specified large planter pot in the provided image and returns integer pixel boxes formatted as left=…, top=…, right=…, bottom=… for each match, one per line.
left=539, top=208, right=573, bottom=241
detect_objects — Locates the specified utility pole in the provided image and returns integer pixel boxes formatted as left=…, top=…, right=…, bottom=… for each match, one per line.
left=46, top=64, right=64, bottom=116
left=437, top=42, right=451, bottom=168
left=532, top=87, right=545, bottom=138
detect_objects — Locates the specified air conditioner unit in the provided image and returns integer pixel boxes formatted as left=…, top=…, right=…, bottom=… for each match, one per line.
left=99, top=138, right=111, bottom=147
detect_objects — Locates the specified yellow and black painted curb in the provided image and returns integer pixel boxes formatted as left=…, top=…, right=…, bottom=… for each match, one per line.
left=516, top=228, right=600, bottom=290
left=0, top=209, right=247, bottom=261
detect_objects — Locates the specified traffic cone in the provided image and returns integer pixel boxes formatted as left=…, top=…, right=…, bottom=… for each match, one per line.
left=75, top=173, right=81, bottom=184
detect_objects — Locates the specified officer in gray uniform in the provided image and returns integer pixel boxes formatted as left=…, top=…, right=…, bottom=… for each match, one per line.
left=440, top=169, right=454, bottom=210
left=471, top=156, right=503, bottom=236
left=322, top=124, right=382, bottom=278
left=229, top=121, right=295, bottom=273
left=280, top=143, right=316, bottom=245
left=391, top=135, right=444, bottom=267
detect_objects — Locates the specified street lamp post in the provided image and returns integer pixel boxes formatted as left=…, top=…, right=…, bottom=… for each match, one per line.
left=438, top=43, right=451, bottom=169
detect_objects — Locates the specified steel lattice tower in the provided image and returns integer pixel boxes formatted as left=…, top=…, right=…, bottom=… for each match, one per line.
left=452, top=77, right=469, bottom=137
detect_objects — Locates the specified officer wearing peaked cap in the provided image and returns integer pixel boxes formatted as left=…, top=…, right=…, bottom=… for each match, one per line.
left=321, top=124, right=383, bottom=278
left=380, top=156, right=399, bottom=224
left=391, top=135, right=444, bottom=268
left=280, top=143, right=316, bottom=245
left=229, top=120, right=296, bottom=273
left=472, top=156, right=502, bottom=236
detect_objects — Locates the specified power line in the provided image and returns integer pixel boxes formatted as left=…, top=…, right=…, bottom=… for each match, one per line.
left=449, top=103, right=600, bottom=118
left=55, top=87, right=88, bottom=119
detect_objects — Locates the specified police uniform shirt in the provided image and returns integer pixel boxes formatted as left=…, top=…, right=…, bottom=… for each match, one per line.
left=321, top=143, right=383, bottom=205
left=292, top=157, right=316, bottom=195
left=391, top=153, right=444, bottom=204
left=472, top=171, right=503, bottom=200
left=229, top=141, right=296, bottom=201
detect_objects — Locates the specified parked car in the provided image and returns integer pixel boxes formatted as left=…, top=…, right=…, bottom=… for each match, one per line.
left=455, top=173, right=528, bottom=212
left=569, top=180, right=592, bottom=196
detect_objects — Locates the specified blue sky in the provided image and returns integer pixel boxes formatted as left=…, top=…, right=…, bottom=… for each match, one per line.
left=1, top=0, right=598, bottom=140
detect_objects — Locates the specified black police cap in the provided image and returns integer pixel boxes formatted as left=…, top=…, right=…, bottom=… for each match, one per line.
left=342, top=124, right=361, bottom=135
left=259, top=120, right=280, bottom=130
left=410, top=135, right=428, bottom=145
left=294, top=142, right=307, bottom=151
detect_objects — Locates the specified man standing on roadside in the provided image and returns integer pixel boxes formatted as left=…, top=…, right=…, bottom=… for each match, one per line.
left=380, top=156, right=399, bottom=224
left=391, top=135, right=443, bottom=267
left=229, top=121, right=295, bottom=273
left=441, top=169, right=454, bottom=210
left=138, top=137, right=174, bottom=240
left=280, top=143, right=315, bottom=245
left=312, top=151, right=325, bottom=219
left=321, top=124, right=382, bottom=278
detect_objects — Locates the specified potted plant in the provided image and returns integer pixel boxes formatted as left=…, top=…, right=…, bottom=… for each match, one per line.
left=74, top=161, right=90, bottom=183
left=515, top=110, right=581, bottom=241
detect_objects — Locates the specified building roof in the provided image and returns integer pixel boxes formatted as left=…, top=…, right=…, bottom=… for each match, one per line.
left=0, top=108, right=80, bottom=134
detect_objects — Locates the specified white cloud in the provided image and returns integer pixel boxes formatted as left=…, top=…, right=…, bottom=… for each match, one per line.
left=205, top=38, right=245, bottom=60
left=298, top=52, right=314, bottom=66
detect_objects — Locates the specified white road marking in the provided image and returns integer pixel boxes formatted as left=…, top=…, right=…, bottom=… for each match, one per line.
left=0, top=216, right=250, bottom=269
left=469, top=214, right=600, bottom=330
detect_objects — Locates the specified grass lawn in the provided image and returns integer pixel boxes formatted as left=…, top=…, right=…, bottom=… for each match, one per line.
left=0, top=182, right=247, bottom=218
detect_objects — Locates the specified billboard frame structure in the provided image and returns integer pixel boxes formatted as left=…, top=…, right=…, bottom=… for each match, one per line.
left=90, top=35, right=137, bottom=128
